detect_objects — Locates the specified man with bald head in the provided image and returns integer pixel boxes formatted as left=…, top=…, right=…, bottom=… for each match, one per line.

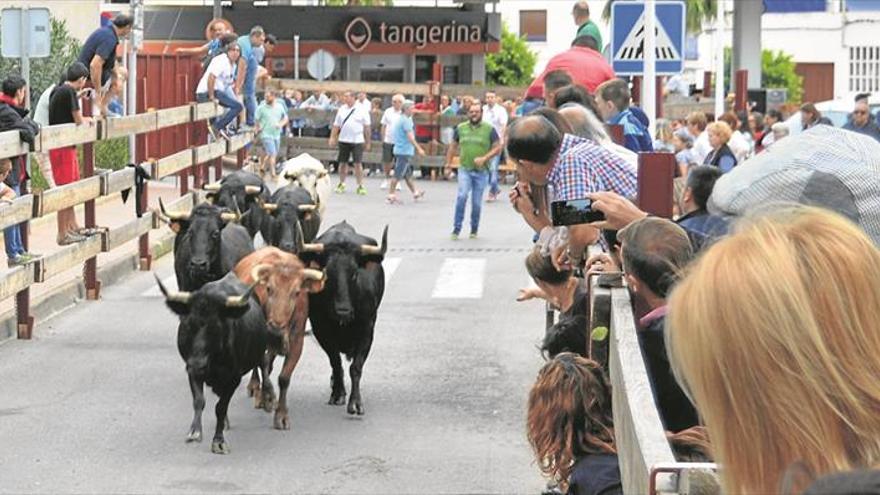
left=507, top=113, right=637, bottom=264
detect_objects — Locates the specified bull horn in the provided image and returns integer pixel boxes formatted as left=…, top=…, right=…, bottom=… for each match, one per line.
left=219, top=211, right=240, bottom=223
left=244, top=185, right=262, bottom=195
left=250, top=263, right=271, bottom=284
left=261, top=202, right=279, bottom=212
left=295, top=222, right=305, bottom=253
left=225, top=281, right=258, bottom=308
left=297, top=204, right=317, bottom=212
left=303, top=268, right=325, bottom=281
left=158, top=197, right=190, bottom=221
left=301, top=242, right=324, bottom=253
left=203, top=183, right=222, bottom=192
left=360, top=225, right=388, bottom=256
left=154, top=274, right=191, bottom=304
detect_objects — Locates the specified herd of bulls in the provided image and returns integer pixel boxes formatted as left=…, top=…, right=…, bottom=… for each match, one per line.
left=154, top=157, right=387, bottom=454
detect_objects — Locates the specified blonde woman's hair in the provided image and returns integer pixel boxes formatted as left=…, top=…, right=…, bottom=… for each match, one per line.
left=705, top=121, right=732, bottom=144
left=667, top=206, right=880, bottom=494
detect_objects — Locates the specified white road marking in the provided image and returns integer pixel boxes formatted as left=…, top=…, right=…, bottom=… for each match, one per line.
left=431, top=258, right=485, bottom=299
left=141, top=275, right=177, bottom=297
left=383, top=257, right=401, bottom=285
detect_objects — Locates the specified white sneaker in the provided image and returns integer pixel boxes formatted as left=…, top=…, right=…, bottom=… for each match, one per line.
left=380, top=180, right=388, bottom=190
left=396, top=183, right=401, bottom=191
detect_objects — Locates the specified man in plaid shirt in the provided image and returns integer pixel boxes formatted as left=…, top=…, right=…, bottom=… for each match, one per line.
left=506, top=114, right=637, bottom=261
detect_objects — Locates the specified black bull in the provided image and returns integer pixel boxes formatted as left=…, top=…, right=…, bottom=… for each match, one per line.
left=160, top=200, right=254, bottom=292
left=157, top=272, right=267, bottom=455
left=259, top=184, right=321, bottom=253
left=204, top=170, right=269, bottom=240
left=298, top=221, right=387, bottom=416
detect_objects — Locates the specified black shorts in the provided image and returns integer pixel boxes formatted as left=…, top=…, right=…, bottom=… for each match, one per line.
left=382, top=143, right=395, bottom=163
left=337, top=142, right=364, bottom=164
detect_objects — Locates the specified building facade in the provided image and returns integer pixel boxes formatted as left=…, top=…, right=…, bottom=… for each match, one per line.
left=136, top=2, right=501, bottom=84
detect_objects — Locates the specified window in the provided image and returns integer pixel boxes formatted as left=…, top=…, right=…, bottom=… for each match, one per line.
left=519, top=10, right=547, bottom=42
left=849, top=46, right=880, bottom=92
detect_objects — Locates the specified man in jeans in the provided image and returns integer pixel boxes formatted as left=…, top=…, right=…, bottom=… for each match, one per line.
left=235, top=26, right=266, bottom=130
left=379, top=94, right=404, bottom=190
left=445, top=103, right=502, bottom=239
left=329, top=91, right=371, bottom=195
left=481, top=91, right=508, bottom=202
left=195, top=42, right=242, bottom=139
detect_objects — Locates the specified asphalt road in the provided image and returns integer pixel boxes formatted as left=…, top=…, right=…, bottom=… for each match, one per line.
left=0, top=176, right=550, bottom=494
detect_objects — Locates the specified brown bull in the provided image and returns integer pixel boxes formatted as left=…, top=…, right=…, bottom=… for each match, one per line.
left=233, top=247, right=324, bottom=430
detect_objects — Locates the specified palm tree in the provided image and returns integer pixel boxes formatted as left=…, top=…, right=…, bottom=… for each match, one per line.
left=602, top=0, right=717, bottom=34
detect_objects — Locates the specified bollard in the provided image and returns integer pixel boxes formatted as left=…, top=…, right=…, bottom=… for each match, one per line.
left=735, top=69, right=749, bottom=112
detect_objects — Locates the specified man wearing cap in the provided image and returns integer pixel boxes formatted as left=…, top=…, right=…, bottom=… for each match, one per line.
left=387, top=100, right=426, bottom=204
left=78, top=14, right=133, bottom=117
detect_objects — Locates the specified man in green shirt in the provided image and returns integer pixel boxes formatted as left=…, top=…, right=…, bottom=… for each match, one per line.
left=445, top=103, right=502, bottom=240
left=255, top=89, right=289, bottom=180
left=573, top=1, right=603, bottom=51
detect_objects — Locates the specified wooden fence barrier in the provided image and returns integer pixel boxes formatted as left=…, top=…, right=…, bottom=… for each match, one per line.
left=0, top=101, right=253, bottom=338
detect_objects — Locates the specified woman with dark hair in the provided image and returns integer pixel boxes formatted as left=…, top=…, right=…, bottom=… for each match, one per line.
left=527, top=353, right=621, bottom=495
left=800, top=102, right=832, bottom=130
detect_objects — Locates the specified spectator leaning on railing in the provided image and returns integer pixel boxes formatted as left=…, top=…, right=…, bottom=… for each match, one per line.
left=77, top=14, right=132, bottom=118
left=195, top=42, right=243, bottom=140
left=507, top=113, right=637, bottom=266
left=667, top=206, right=880, bottom=494
left=617, top=217, right=698, bottom=433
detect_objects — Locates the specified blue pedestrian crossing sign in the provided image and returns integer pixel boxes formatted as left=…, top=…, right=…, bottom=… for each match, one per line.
left=611, top=1, right=686, bottom=75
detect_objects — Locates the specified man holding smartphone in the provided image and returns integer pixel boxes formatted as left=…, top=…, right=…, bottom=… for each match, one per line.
left=507, top=114, right=637, bottom=267
left=445, top=103, right=502, bottom=239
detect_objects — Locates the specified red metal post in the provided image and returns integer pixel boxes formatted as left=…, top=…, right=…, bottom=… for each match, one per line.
left=735, top=69, right=749, bottom=113
left=138, top=74, right=151, bottom=271
left=703, top=72, right=713, bottom=97
left=82, top=99, right=100, bottom=299
left=636, top=152, right=676, bottom=219
left=631, top=76, right=642, bottom=106
left=15, top=151, right=33, bottom=339
left=656, top=75, right=664, bottom=120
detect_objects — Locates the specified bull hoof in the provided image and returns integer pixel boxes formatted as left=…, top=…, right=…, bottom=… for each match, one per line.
left=274, top=411, right=290, bottom=430
left=328, top=395, right=346, bottom=406
left=186, top=429, right=202, bottom=443
left=252, top=389, right=263, bottom=409
left=347, top=400, right=365, bottom=416
left=247, top=379, right=260, bottom=398
left=259, top=388, right=276, bottom=412
left=211, top=439, right=230, bottom=455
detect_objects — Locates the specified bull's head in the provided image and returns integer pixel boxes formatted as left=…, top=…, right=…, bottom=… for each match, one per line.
left=204, top=181, right=263, bottom=212
left=259, top=202, right=317, bottom=253
left=156, top=273, right=256, bottom=376
left=285, top=168, right=327, bottom=208
left=249, top=258, right=325, bottom=339
left=298, top=225, right=387, bottom=325
left=160, top=198, right=241, bottom=281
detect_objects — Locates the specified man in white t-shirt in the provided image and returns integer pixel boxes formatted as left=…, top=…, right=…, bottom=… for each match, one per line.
left=481, top=91, right=508, bottom=202
left=356, top=92, right=372, bottom=114
left=379, top=93, right=404, bottom=190
left=195, top=42, right=242, bottom=139
left=329, top=91, right=372, bottom=195
left=686, top=111, right=712, bottom=165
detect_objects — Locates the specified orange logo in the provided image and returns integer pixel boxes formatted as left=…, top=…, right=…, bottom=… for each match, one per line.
left=345, top=17, right=372, bottom=52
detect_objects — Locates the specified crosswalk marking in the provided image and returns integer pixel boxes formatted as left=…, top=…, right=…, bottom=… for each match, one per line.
left=430, top=258, right=485, bottom=299
left=141, top=275, right=177, bottom=297
left=383, top=257, right=401, bottom=285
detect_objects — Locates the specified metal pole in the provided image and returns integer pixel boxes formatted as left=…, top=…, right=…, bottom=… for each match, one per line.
left=19, top=7, right=30, bottom=109
left=643, top=0, right=656, bottom=135
left=213, top=0, right=222, bottom=19
left=294, top=34, right=300, bottom=80
left=714, top=0, right=726, bottom=119
left=128, top=0, right=144, bottom=161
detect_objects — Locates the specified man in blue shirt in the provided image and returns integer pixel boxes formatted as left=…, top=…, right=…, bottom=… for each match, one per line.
left=78, top=14, right=132, bottom=117
left=235, top=26, right=266, bottom=130
left=387, top=101, right=426, bottom=204
left=595, top=78, right=654, bottom=153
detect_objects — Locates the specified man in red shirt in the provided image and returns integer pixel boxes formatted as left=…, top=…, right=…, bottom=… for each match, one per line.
left=412, top=95, right=436, bottom=144
left=527, top=36, right=614, bottom=97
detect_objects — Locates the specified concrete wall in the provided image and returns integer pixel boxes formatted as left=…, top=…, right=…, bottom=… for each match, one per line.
left=3, top=0, right=102, bottom=42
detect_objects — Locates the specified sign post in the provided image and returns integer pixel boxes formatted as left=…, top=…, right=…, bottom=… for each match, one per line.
left=610, top=1, right=685, bottom=77
left=643, top=0, right=656, bottom=133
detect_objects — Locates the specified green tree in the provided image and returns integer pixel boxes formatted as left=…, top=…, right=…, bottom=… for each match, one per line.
left=724, top=47, right=803, bottom=104
left=486, top=24, right=537, bottom=87
left=603, top=0, right=717, bottom=34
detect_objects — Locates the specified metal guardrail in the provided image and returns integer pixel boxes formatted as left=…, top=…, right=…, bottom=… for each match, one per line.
left=0, top=100, right=253, bottom=338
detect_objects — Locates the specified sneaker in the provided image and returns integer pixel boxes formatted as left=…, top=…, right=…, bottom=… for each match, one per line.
left=450, top=232, right=460, bottom=241
left=7, top=253, right=37, bottom=267
left=413, top=190, right=425, bottom=201
left=395, top=183, right=401, bottom=191
left=356, top=185, right=367, bottom=196
left=59, top=232, right=87, bottom=245
left=335, top=183, right=346, bottom=194
left=386, top=194, right=401, bottom=204
left=486, top=193, right=498, bottom=203
left=380, top=180, right=388, bottom=190
left=219, top=129, right=233, bottom=141
left=469, top=232, right=478, bottom=239
left=239, top=124, right=255, bottom=133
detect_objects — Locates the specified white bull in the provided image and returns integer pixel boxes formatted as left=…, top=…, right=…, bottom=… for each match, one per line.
left=281, top=153, right=331, bottom=215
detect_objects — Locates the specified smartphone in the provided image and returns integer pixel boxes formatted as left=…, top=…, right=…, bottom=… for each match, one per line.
left=551, top=198, right=605, bottom=226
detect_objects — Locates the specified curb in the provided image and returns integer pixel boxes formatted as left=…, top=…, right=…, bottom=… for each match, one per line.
left=0, top=230, right=175, bottom=342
